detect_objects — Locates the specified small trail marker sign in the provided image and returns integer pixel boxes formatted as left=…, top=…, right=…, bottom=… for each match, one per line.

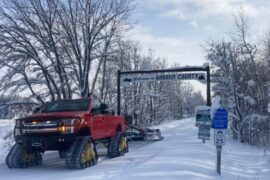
left=195, top=106, right=211, bottom=143
left=196, top=108, right=211, bottom=126
left=198, top=126, right=210, bottom=140
left=214, top=129, right=226, bottom=146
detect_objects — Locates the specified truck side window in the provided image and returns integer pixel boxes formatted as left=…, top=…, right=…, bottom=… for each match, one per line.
left=100, top=103, right=108, bottom=114
left=91, top=98, right=101, bottom=115
left=92, top=98, right=100, bottom=109
left=91, top=107, right=101, bottom=115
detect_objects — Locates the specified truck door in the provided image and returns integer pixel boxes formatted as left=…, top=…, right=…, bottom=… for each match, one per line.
left=107, top=115, right=116, bottom=136
left=91, top=108, right=107, bottom=138
left=91, top=99, right=113, bottom=138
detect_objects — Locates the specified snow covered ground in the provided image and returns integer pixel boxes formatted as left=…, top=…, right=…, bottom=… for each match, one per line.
left=0, top=118, right=270, bottom=180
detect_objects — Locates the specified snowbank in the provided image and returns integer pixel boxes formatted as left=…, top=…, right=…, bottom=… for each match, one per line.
left=0, top=120, right=15, bottom=153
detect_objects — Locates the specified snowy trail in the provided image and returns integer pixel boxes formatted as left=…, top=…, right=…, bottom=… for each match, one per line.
left=0, top=118, right=270, bottom=180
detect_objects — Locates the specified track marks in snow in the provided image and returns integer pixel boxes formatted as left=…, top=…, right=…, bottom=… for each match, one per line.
left=1, top=117, right=270, bottom=180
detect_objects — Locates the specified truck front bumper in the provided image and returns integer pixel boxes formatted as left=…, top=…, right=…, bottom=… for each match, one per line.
left=15, top=133, right=77, bottom=152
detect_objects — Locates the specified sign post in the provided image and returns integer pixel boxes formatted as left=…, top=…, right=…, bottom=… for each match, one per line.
left=198, top=126, right=210, bottom=143
left=212, top=108, right=228, bottom=176
left=216, top=145, right=222, bottom=175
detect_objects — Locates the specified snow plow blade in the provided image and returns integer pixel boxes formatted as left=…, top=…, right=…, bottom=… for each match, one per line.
left=126, top=125, right=164, bottom=141
left=124, top=115, right=164, bottom=141
left=143, top=128, right=164, bottom=141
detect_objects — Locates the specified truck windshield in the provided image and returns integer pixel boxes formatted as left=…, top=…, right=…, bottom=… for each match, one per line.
left=42, top=99, right=89, bottom=113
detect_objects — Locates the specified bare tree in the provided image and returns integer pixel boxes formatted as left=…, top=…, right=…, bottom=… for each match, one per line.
left=0, top=0, right=134, bottom=102
left=57, top=0, right=134, bottom=97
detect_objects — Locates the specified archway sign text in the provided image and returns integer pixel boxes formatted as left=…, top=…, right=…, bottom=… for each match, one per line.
left=121, top=73, right=206, bottom=84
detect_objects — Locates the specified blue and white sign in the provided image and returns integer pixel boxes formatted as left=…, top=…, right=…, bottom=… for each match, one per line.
left=212, top=108, right=228, bottom=129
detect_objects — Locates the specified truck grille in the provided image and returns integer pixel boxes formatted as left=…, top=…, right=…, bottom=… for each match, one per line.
left=20, top=119, right=74, bottom=135
left=22, top=120, right=57, bottom=134
left=23, top=120, right=59, bottom=127
left=23, top=128, right=59, bottom=133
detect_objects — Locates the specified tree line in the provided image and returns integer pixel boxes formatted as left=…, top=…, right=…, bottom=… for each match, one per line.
left=206, top=9, right=270, bottom=150
left=0, top=0, right=204, bottom=124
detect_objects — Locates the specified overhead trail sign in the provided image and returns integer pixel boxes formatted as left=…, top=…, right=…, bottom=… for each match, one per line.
left=121, top=73, right=206, bottom=84
left=117, top=65, right=211, bottom=116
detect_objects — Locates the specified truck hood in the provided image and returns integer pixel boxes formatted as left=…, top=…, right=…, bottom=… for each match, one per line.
left=17, top=111, right=88, bottom=121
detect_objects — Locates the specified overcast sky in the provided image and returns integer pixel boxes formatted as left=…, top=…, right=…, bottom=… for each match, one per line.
left=129, top=0, right=270, bottom=66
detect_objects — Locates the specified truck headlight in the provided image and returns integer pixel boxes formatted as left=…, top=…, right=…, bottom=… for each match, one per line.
left=58, top=126, right=74, bottom=134
left=62, top=119, right=79, bottom=125
left=59, top=119, right=79, bottom=134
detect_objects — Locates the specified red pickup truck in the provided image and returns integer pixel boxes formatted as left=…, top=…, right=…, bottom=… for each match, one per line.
left=6, top=96, right=128, bottom=169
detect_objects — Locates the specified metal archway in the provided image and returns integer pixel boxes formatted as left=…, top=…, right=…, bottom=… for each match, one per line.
left=117, top=65, right=211, bottom=115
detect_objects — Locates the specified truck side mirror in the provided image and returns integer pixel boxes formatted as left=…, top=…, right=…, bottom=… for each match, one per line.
left=100, top=103, right=108, bottom=114
left=32, top=106, right=41, bottom=114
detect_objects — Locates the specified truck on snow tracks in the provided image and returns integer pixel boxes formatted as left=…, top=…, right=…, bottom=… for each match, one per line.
left=6, top=97, right=128, bottom=169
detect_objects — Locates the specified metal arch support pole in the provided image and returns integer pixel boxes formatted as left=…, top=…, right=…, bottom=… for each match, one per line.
left=117, top=70, right=121, bottom=115
left=206, top=66, right=211, bottom=106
